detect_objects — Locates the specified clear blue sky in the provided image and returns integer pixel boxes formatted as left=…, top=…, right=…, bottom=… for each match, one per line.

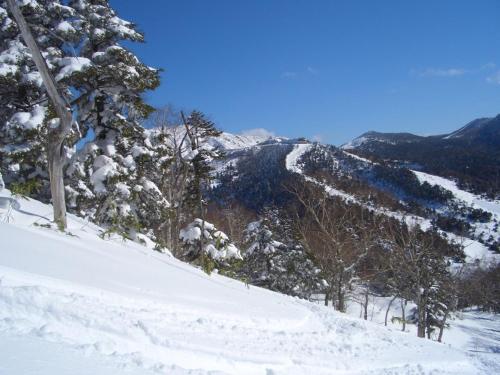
left=112, top=0, right=500, bottom=145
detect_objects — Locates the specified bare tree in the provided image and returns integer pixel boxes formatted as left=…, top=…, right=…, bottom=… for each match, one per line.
left=149, top=107, right=190, bottom=254
left=288, top=180, right=370, bottom=312
left=387, top=222, right=456, bottom=338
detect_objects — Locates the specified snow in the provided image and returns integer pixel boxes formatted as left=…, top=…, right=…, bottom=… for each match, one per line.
left=0, top=62, right=17, bottom=75
left=412, top=169, right=500, bottom=258
left=206, top=132, right=271, bottom=151
left=0, top=334, right=149, bottom=375
left=286, top=143, right=359, bottom=203
left=0, top=40, right=28, bottom=76
left=180, top=219, right=241, bottom=260
left=285, top=143, right=312, bottom=174
left=179, top=225, right=202, bottom=242
left=115, top=182, right=131, bottom=198
left=90, top=155, right=118, bottom=193
left=8, top=105, right=46, bottom=130
left=56, top=21, right=76, bottom=34
left=55, top=57, right=92, bottom=81
left=141, top=179, right=162, bottom=196
left=412, top=170, right=500, bottom=217
left=341, top=135, right=370, bottom=150
left=0, top=190, right=496, bottom=374
left=344, top=292, right=500, bottom=375
left=343, top=150, right=377, bottom=164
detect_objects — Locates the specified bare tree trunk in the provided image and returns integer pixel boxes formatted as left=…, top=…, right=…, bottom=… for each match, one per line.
left=7, top=0, right=72, bottom=229
left=385, top=295, right=397, bottom=326
left=417, top=297, right=426, bottom=338
left=363, top=288, right=369, bottom=320
left=337, top=275, right=345, bottom=312
left=330, top=285, right=336, bottom=309
left=437, top=308, right=449, bottom=343
left=47, top=135, right=67, bottom=229
left=401, top=298, right=406, bottom=332
left=324, top=291, right=329, bottom=306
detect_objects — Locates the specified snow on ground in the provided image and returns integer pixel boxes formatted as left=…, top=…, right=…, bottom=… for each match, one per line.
left=285, top=143, right=312, bottom=174
left=412, top=170, right=500, bottom=217
left=286, top=144, right=358, bottom=202
left=0, top=190, right=490, bottom=374
left=345, top=292, right=500, bottom=375
left=206, top=132, right=271, bottom=151
left=0, top=334, right=151, bottom=375
left=340, top=136, right=371, bottom=150
left=412, top=169, right=500, bottom=258
left=342, top=150, right=377, bottom=164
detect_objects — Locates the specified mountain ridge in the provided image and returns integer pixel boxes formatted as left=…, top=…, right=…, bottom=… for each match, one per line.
left=339, top=115, right=500, bottom=198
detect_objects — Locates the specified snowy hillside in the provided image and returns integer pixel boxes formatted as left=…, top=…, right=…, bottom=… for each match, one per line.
left=0, top=190, right=495, bottom=374
left=340, top=115, right=500, bottom=199
left=285, top=143, right=499, bottom=265
left=206, top=132, right=272, bottom=151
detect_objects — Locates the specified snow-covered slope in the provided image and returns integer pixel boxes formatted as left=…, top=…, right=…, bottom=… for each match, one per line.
left=285, top=144, right=500, bottom=265
left=206, top=132, right=271, bottom=151
left=0, top=190, right=489, bottom=374
left=412, top=170, right=500, bottom=258
left=412, top=170, right=500, bottom=217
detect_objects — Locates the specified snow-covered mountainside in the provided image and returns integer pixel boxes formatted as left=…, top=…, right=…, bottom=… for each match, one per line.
left=210, top=133, right=499, bottom=261
left=342, top=115, right=500, bottom=149
left=206, top=132, right=272, bottom=151
left=1, top=190, right=497, bottom=374
left=340, top=115, right=500, bottom=199
left=283, top=143, right=499, bottom=264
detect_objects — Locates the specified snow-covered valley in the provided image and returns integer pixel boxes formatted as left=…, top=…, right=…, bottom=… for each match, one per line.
left=1, top=190, right=498, bottom=374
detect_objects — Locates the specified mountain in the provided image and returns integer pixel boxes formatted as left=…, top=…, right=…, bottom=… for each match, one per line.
left=341, top=115, right=500, bottom=198
left=207, top=130, right=500, bottom=254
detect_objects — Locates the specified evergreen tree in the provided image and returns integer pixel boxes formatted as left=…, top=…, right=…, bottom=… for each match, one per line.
left=66, top=124, right=169, bottom=242
left=181, top=110, right=223, bottom=217
left=239, top=209, right=326, bottom=299
left=0, top=0, right=77, bottom=200
left=179, top=218, right=241, bottom=273
left=1, top=0, right=160, bottom=230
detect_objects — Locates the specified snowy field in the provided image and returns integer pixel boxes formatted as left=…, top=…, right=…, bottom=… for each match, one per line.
left=345, top=293, right=500, bottom=375
left=0, top=190, right=499, bottom=374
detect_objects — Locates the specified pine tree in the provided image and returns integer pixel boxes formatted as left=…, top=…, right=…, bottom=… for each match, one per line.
left=181, top=110, right=223, bottom=217
left=1, top=0, right=160, bottom=230
left=66, top=123, right=169, bottom=242
left=0, top=0, right=77, bottom=201
left=179, top=218, right=241, bottom=273
left=239, top=209, right=326, bottom=299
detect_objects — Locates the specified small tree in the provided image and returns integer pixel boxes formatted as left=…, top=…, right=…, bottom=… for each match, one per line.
left=387, top=222, right=463, bottom=339
left=179, top=218, right=241, bottom=273
left=239, top=209, right=326, bottom=299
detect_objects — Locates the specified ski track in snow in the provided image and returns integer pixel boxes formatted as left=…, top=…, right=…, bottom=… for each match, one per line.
left=0, top=267, right=478, bottom=375
left=0, top=189, right=493, bottom=374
